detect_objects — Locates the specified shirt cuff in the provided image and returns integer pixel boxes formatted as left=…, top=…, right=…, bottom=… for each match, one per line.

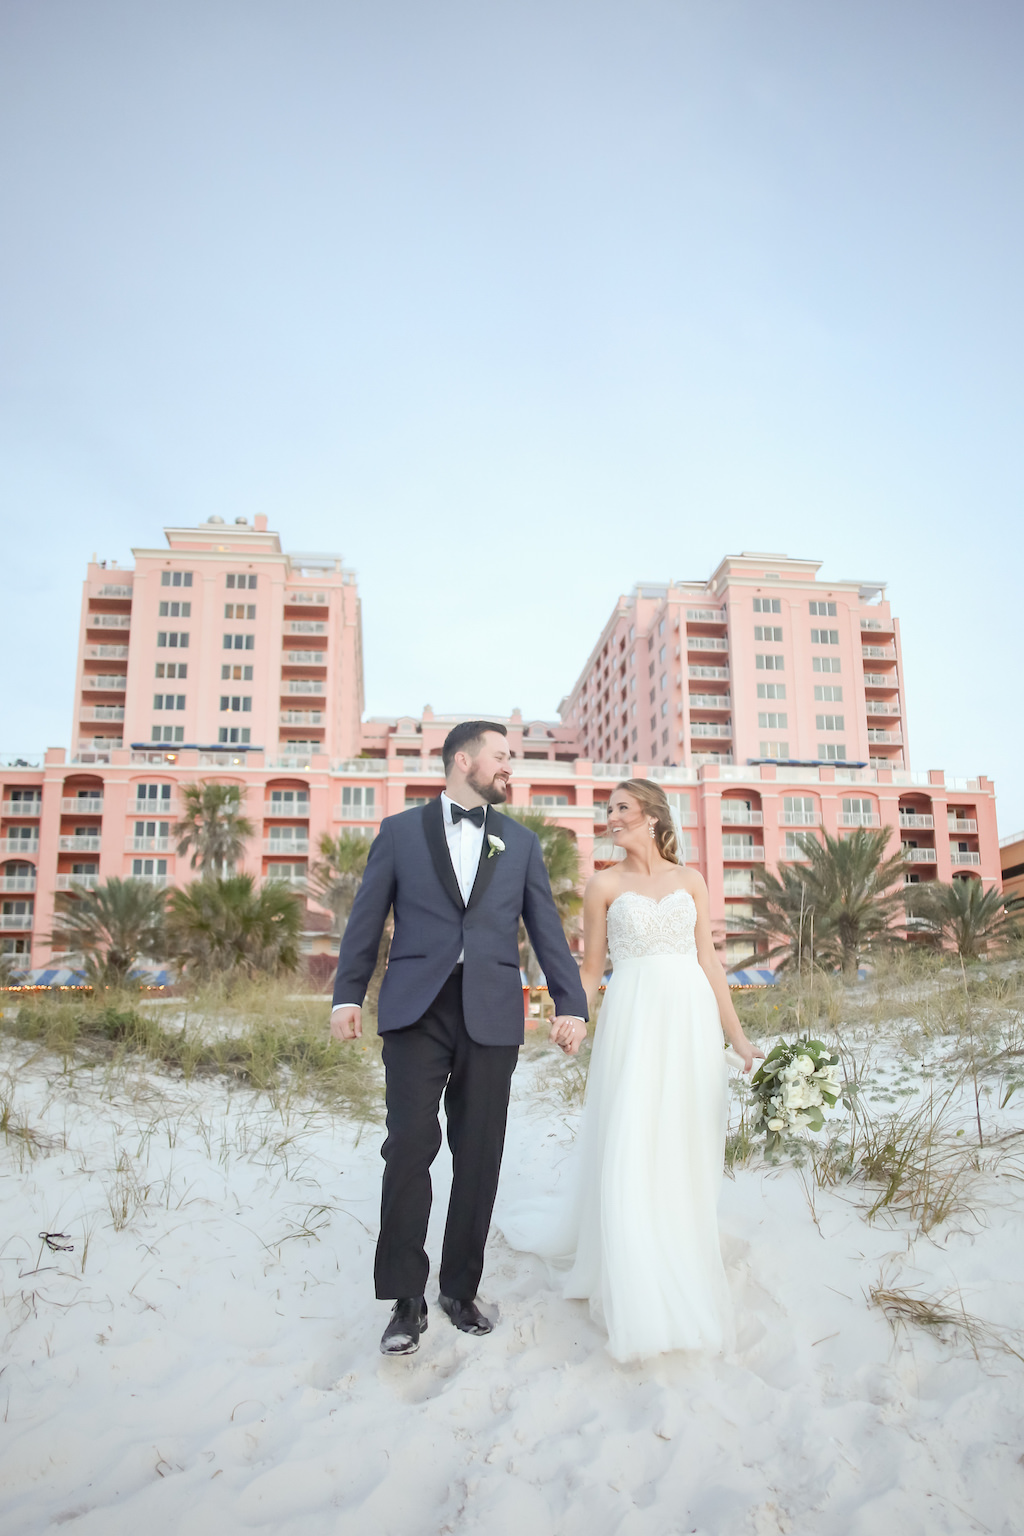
left=332, top=1003, right=361, bottom=1012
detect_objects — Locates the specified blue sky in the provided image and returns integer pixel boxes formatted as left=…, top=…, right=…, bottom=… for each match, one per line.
left=2, top=1, right=1022, bottom=828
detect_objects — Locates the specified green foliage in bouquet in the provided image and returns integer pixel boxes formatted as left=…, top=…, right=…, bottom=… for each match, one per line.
left=750, top=1038, right=846, bottom=1151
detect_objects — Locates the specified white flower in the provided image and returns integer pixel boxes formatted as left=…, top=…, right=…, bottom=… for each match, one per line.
left=486, top=834, right=505, bottom=860
left=795, top=1055, right=816, bottom=1076
left=767, top=1118, right=785, bottom=1132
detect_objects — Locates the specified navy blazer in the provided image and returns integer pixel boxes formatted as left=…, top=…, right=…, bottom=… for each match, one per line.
left=332, top=797, right=588, bottom=1046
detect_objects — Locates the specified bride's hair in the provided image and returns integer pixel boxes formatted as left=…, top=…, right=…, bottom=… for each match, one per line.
left=616, top=779, right=680, bottom=864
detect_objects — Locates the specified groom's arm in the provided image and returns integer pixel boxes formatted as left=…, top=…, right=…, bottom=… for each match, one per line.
left=331, top=819, right=396, bottom=1015
left=520, top=834, right=589, bottom=1026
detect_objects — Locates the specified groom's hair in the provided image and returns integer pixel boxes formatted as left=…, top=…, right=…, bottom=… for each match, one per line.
left=442, top=720, right=508, bottom=773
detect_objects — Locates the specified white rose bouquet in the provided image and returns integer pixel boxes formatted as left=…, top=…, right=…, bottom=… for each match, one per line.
left=750, top=1038, right=844, bottom=1150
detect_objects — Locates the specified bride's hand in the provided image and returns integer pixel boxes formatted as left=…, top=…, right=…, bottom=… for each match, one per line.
left=736, top=1036, right=764, bottom=1075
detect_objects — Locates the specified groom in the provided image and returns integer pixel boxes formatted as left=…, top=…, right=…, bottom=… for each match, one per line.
left=330, top=721, right=589, bottom=1355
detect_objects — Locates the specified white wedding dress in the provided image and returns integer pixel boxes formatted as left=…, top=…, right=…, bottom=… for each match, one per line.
left=502, top=888, right=735, bottom=1363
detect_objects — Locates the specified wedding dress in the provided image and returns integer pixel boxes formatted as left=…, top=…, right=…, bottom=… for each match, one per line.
left=502, top=888, right=735, bottom=1362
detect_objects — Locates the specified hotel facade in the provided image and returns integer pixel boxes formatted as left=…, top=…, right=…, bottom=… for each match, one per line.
left=0, top=526, right=1002, bottom=971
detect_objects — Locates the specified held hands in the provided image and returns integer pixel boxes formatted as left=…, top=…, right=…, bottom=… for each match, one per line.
left=550, top=1015, right=587, bottom=1057
left=330, top=1005, right=363, bottom=1042
left=733, top=1034, right=765, bottom=1075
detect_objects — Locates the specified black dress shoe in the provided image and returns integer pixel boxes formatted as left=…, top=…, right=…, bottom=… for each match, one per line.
left=380, top=1296, right=427, bottom=1355
left=438, top=1294, right=494, bottom=1335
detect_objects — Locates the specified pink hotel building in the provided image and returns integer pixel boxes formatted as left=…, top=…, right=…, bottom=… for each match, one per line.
left=0, top=524, right=1002, bottom=972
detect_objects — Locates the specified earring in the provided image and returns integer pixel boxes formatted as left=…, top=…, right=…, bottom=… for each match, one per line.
left=648, top=822, right=656, bottom=839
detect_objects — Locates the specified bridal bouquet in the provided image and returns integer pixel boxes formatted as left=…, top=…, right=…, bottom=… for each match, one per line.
left=750, top=1039, right=844, bottom=1149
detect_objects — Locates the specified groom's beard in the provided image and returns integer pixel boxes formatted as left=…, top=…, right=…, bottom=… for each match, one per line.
left=467, top=766, right=510, bottom=804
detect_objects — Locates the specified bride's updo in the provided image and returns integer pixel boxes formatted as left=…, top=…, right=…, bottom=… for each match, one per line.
left=616, top=779, right=680, bottom=864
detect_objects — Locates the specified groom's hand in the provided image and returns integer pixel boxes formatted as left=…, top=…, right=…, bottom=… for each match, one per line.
left=550, top=1015, right=587, bottom=1056
left=330, top=1005, right=363, bottom=1042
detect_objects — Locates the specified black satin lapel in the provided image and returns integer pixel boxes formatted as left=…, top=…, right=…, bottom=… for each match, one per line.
left=466, top=806, right=501, bottom=913
left=422, top=796, right=465, bottom=911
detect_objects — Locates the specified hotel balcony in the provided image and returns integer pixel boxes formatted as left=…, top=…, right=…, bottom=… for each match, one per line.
left=863, top=672, right=898, bottom=688
left=862, top=644, right=896, bottom=659
left=779, top=845, right=812, bottom=861
left=126, top=836, right=172, bottom=852
left=132, top=873, right=170, bottom=887
left=839, top=812, right=880, bottom=827
left=948, top=818, right=978, bottom=833
left=284, top=650, right=327, bottom=665
left=283, top=680, right=326, bottom=696
left=88, top=613, right=131, bottom=629
left=264, top=838, right=310, bottom=854
left=865, top=701, right=901, bottom=716
left=131, top=799, right=178, bottom=816
left=691, top=723, right=732, bottom=738
left=860, top=617, right=894, bottom=633
left=62, top=797, right=104, bottom=814
left=688, top=665, right=729, bottom=680
left=686, top=637, right=729, bottom=653
left=780, top=811, right=821, bottom=826
left=723, top=874, right=757, bottom=896
left=1, top=838, right=39, bottom=854
left=867, top=730, right=903, bottom=744
left=86, top=644, right=130, bottom=659
left=0, top=875, right=36, bottom=892
left=722, top=844, right=766, bottom=862
left=389, top=756, right=446, bottom=776
left=720, top=808, right=763, bottom=826
left=689, top=694, right=731, bottom=709
left=724, top=916, right=755, bottom=934
left=59, top=835, right=102, bottom=852
left=263, top=868, right=308, bottom=886
left=265, top=801, right=309, bottom=818
left=280, top=711, right=324, bottom=726
left=902, top=846, right=937, bottom=862
left=900, top=813, right=934, bottom=829
left=950, top=849, right=982, bottom=866
left=83, top=676, right=127, bottom=694
left=97, top=583, right=133, bottom=598
left=332, top=759, right=390, bottom=776
left=286, top=620, right=327, bottom=635
left=80, top=706, right=125, bottom=722
left=56, top=873, right=100, bottom=890
left=0, top=913, right=33, bottom=930
left=692, top=752, right=734, bottom=765
left=2, top=801, right=42, bottom=817
left=285, top=592, right=328, bottom=606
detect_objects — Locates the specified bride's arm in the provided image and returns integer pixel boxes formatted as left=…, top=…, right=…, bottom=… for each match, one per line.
left=578, top=877, right=610, bottom=1020
left=689, top=873, right=763, bottom=1074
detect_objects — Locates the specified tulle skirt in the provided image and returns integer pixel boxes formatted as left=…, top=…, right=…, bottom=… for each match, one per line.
left=502, top=952, right=734, bottom=1362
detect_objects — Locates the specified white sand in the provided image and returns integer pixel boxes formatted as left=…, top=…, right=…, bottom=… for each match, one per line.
left=1, top=1033, right=1022, bottom=1536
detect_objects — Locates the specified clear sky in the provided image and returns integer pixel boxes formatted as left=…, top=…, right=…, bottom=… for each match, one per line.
left=2, top=1, right=1021, bottom=828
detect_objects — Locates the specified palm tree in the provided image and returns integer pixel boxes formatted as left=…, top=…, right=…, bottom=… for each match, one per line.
left=905, top=878, right=1019, bottom=960
left=165, top=875, right=302, bottom=982
left=738, top=861, right=825, bottom=974
left=501, top=808, right=583, bottom=984
left=173, top=781, right=255, bottom=878
left=49, top=877, right=168, bottom=987
left=307, top=831, right=372, bottom=937
left=794, top=827, right=907, bottom=978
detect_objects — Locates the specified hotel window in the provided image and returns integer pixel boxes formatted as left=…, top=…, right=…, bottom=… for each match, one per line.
left=843, top=797, right=874, bottom=817
left=809, top=601, right=836, bottom=616
left=153, top=694, right=186, bottom=710
left=814, top=685, right=843, bottom=701
left=226, top=573, right=258, bottom=589
left=755, top=655, right=784, bottom=670
left=161, top=571, right=193, bottom=587
left=340, top=786, right=375, bottom=813
left=223, top=634, right=255, bottom=650
left=220, top=696, right=252, bottom=712
left=754, top=626, right=783, bottom=642
left=151, top=725, right=185, bottom=743
left=649, top=688, right=656, bottom=704
left=10, top=789, right=42, bottom=805
left=158, top=601, right=191, bottom=617
left=759, top=741, right=789, bottom=759
left=650, top=716, right=656, bottom=731
left=659, top=673, right=667, bottom=691
left=631, top=727, right=638, bottom=743
left=753, top=598, right=781, bottom=613
left=813, top=656, right=841, bottom=673
left=270, top=789, right=309, bottom=809
left=658, top=620, right=665, bottom=637
left=221, top=664, right=254, bottom=680
left=156, top=631, right=189, bottom=648
left=132, top=858, right=167, bottom=877
left=659, top=645, right=666, bottom=662
left=783, top=796, right=816, bottom=821
left=136, top=783, right=172, bottom=805
left=532, top=795, right=569, bottom=806
left=819, top=743, right=847, bottom=760
left=810, top=628, right=839, bottom=645
left=661, top=728, right=669, bottom=745
left=225, top=603, right=256, bottom=620
left=218, top=727, right=251, bottom=744
left=757, top=683, right=786, bottom=699
left=155, top=662, right=187, bottom=679
left=816, top=714, right=845, bottom=731
left=758, top=712, right=788, bottom=729
left=135, top=820, right=169, bottom=838
left=660, top=701, right=668, bottom=717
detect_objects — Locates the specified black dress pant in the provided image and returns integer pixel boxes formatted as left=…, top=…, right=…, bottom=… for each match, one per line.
left=375, top=967, right=519, bottom=1301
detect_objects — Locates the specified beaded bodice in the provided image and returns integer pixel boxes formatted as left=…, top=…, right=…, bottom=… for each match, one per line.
left=606, top=889, right=698, bottom=964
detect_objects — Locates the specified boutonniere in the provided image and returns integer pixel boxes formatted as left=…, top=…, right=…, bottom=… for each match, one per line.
left=487, top=834, right=505, bottom=859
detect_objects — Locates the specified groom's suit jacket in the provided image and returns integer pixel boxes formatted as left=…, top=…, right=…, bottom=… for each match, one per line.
left=332, top=797, right=588, bottom=1046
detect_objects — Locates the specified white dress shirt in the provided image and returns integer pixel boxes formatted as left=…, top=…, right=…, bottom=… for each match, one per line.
left=441, top=790, right=486, bottom=908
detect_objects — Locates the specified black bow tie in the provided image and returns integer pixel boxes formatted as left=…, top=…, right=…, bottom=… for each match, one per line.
left=450, top=804, right=485, bottom=828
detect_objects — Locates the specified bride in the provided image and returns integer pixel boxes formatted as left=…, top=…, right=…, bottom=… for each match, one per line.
left=505, top=778, right=762, bottom=1363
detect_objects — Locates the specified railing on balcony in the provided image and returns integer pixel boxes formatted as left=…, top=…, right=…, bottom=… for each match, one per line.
left=284, top=650, right=327, bottom=664
left=686, top=609, right=724, bottom=623
left=97, top=584, right=133, bottom=597
left=283, top=680, right=326, bottom=695
left=2, top=801, right=42, bottom=817
left=1, top=838, right=39, bottom=853
left=265, top=800, right=310, bottom=817
left=779, top=844, right=812, bottom=861
left=88, top=613, right=131, bottom=629
left=720, top=808, right=763, bottom=826
left=867, top=730, right=902, bottom=744
left=131, top=799, right=178, bottom=816
left=863, top=673, right=897, bottom=687
left=780, top=811, right=821, bottom=826
left=902, top=846, right=937, bottom=862
left=62, top=797, right=104, bottom=814
left=862, top=645, right=896, bottom=659
left=691, top=723, right=732, bottom=738
left=81, top=706, right=125, bottom=721
left=132, top=874, right=170, bottom=887
left=280, top=711, right=324, bottom=726
left=688, top=665, right=729, bottom=680
left=838, top=812, right=880, bottom=827
left=899, top=813, right=934, bottom=829
left=0, top=913, right=33, bottom=930
left=286, top=621, right=327, bottom=634
left=73, top=749, right=116, bottom=763
left=950, top=849, right=982, bottom=866
left=722, top=844, right=766, bottom=862
left=263, top=868, right=308, bottom=885
left=689, top=694, right=731, bottom=709
left=59, top=835, right=102, bottom=851
left=948, top=818, right=978, bottom=833
left=264, top=838, right=311, bottom=854
left=687, top=637, right=729, bottom=652
left=723, top=876, right=757, bottom=895
left=865, top=701, right=901, bottom=716
left=285, top=591, right=328, bottom=605
left=82, top=676, right=127, bottom=692
left=692, top=753, right=734, bottom=765
left=0, top=875, right=36, bottom=892
left=85, top=644, right=130, bottom=660
left=56, top=873, right=99, bottom=890
left=126, top=837, right=172, bottom=852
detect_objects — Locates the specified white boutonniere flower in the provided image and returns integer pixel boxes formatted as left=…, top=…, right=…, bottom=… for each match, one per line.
left=487, top=834, right=505, bottom=859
